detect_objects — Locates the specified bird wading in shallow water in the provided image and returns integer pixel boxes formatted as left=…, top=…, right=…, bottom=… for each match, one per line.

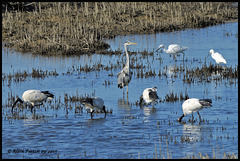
left=139, top=87, right=159, bottom=106
left=117, top=41, right=137, bottom=96
left=178, top=98, right=212, bottom=123
left=156, top=44, right=189, bottom=60
left=80, top=97, right=106, bottom=119
left=12, top=89, right=54, bottom=112
left=208, top=49, right=227, bottom=64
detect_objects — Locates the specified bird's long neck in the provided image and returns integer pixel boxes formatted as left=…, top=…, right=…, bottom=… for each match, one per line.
left=12, top=97, right=24, bottom=111
left=124, top=44, right=130, bottom=67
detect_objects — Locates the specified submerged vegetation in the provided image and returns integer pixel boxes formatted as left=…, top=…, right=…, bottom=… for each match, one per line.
left=2, top=2, right=238, bottom=55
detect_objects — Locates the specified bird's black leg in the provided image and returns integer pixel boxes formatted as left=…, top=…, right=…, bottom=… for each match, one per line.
left=30, top=105, right=34, bottom=113
left=197, top=111, right=202, bottom=122
left=103, top=106, right=107, bottom=118
left=91, top=110, right=94, bottom=119
left=191, top=113, right=194, bottom=123
left=173, top=54, right=176, bottom=60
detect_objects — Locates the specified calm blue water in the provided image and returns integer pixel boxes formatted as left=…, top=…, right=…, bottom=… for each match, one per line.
left=2, top=22, right=238, bottom=159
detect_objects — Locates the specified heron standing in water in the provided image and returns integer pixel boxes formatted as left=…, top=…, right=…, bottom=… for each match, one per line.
left=117, top=41, right=137, bottom=96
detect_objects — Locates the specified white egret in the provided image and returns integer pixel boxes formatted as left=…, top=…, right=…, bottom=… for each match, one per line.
left=156, top=44, right=189, bottom=59
left=139, top=87, right=159, bottom=106
left=178, top=98, right=212, bottom=123
left=117, top=41, right=137, bottom=95
left=80, top=97, right=106, bottom=119
left=208, top=49, right=227, bottom=64
left=12, top=89, right=54, bottom=112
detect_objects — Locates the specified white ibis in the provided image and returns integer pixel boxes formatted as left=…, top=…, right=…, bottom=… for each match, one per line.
left=80, top=97, right=106, bottom=119
left=178, top=98, right=212, bottom=123
left=139, top=87, right=159, bottom=106
left=12, top=89, right=54, bottom=112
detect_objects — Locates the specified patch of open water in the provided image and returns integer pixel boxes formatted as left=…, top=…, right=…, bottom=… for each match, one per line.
left=2, top=22, right=238, bottom=159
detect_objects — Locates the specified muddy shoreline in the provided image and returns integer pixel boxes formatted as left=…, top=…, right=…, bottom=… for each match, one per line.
left=2, top=2, right=238, bottom=55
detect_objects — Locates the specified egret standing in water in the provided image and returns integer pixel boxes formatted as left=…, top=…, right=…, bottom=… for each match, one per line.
left=208, top=49, right=227, bottom=64
left=117, top=41, right=137, bottom=95
left=178, top=98, right=212, bottom=123
left=139, top=87, right=159, bottom=106
left=80, top=97, right=106, bottom=119
left=156, top=44, right=189, bottom=60
left=12, top=89, right=54, bottom=112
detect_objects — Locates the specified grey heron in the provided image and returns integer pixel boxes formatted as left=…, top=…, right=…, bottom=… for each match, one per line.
left=208, top=49, right=227, bottom=64
left=117, top=41, right=137, bottom=95
left=80, top=97, right=106, bottom=119
left=178, top=98, right=212, bottom=123
left=12, top=89, right=54, bottom=112
left=139, top=87, right=159, bottom=106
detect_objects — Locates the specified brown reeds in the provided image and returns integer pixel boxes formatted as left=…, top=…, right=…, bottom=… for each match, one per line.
left=2, top=2, right=238, bottom=55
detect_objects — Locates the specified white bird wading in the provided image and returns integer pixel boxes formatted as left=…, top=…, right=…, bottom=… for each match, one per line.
left=12, top=89, right=54, bottom=112
left=178, top=98, right=212, bottom=123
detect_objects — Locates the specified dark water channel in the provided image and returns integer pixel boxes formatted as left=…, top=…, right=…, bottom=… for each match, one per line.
left=2, top=22, right=238, bottom=159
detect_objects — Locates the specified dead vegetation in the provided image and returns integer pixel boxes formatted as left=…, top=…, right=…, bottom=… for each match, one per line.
left=2, top=2, right=238, bottom=55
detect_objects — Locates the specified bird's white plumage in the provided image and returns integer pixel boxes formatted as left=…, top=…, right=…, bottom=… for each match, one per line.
left=12, top=89, right=54, bottom=112
left=178, top=98, right=212, bottom=122
left=182, top=98, right=203, bottom=115
left=156, top=44, right=189, bottom=55
left=142, top=87, right=158, bottom=104
left=22, top=90, right=49, bottom=106
left=209, top=49, right=227, bottom=64
left=139, top=87, right=159, bottom=106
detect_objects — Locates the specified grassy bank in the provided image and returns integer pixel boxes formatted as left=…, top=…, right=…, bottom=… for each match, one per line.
left=2, top=2, right=238, bottom=55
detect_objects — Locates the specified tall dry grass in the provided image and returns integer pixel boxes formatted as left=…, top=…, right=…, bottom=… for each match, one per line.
left=2, top=2, right=238, bottom=55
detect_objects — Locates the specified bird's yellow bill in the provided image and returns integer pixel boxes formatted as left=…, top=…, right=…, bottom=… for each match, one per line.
left=131, top=43, right=138, bottom=45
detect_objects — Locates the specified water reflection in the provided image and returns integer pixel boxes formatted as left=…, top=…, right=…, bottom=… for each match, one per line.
left=86, top=117, right=107, bottom=127
left=211, top=71, right=221, bottom=80
left=118, top=98, right=131, bottom=112
left=182, top=123, right=213, bottom=143
left=141, top=106, right=157, bottom=123
left=22, top=113, right=50, bottom=127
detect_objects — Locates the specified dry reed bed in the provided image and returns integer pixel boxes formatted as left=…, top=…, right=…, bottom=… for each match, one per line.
left=2, top=2, right=238, bottom=55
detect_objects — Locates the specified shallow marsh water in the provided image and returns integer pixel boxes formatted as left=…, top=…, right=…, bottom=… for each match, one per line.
left=2, top=22, right=238, bottom=159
